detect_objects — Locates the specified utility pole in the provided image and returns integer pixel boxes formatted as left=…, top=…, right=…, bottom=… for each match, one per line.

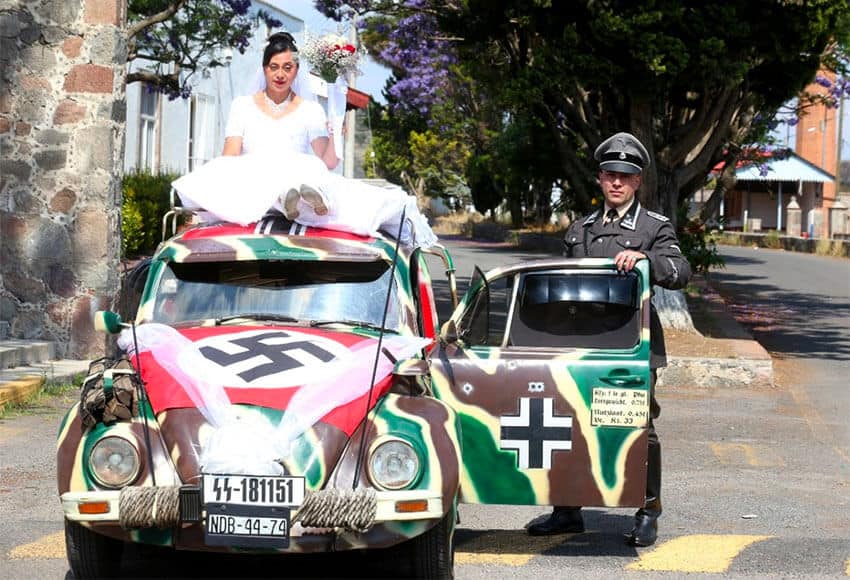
left=343, top=19, right=357, bottom=178
left=837, top=93, right=845, bottom=196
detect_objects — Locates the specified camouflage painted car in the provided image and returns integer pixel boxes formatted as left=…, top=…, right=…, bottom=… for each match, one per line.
left=57, top=215, right=652, bottom=579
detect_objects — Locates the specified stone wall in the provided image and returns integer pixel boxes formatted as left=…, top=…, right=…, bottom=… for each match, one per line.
left=0, top=0, right=126, bottom=357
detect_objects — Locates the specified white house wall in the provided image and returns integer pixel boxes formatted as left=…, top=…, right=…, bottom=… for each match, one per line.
left=123, top=4, right=305, bottom=175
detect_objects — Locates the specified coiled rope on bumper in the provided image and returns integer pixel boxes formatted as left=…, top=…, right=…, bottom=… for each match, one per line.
left=295, top=488, right=377, bottom=532
left=119, top=485, right=180, bottom=529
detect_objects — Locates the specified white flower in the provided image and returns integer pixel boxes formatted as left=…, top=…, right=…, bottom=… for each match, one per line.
left=301, top=32, right=362, bottom=83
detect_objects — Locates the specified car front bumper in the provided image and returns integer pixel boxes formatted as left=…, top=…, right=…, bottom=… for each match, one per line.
left=61, top=486, right=444, bottom=527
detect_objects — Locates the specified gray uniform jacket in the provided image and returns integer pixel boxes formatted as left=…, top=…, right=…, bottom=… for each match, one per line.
left=563, top=201, right=692, bottom=368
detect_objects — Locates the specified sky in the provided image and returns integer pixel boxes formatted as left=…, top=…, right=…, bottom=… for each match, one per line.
left=771, top=100, right=850, bottom=163
left=275, top=0, right=391, bottom=104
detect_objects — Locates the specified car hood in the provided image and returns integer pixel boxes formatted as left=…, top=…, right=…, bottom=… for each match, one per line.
left=125, top=323, right=430, bottom=483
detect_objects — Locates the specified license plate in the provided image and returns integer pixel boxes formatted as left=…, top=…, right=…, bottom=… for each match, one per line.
left=202, top=474, right=305, bottom=549
left=202, top=474, right=305, bottom=506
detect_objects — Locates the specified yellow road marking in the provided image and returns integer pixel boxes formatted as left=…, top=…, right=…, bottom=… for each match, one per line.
left=710, top=442, right=785, bottom=467
left=845, top=555, right=850, bottom=576
left=8, top=531, right=65, bottom=560
left=455, top=530, right=567, bottom=566
left=626, top=534, right=771, bottom=573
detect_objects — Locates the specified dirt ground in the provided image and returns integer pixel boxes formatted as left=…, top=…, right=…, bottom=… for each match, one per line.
left=664, top=328, right=740, bottom=358
left=664, top=277, right=748, bottom=359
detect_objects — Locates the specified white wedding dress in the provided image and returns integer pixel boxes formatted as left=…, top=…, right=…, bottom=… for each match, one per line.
left=171, top=94, right=438, bottom=248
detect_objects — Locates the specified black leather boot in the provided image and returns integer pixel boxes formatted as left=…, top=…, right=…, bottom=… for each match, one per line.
left=626, top=436, right=662, bottom=547
left=527, top=506, right=584, bottom=536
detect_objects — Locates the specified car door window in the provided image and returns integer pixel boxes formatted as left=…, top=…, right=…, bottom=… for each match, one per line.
left=510, top=271, right=640, bottom=348
left=458, top=270, right=514, bottom=347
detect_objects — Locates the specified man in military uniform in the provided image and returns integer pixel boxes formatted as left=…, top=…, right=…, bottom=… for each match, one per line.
left=526, top=132, right=691, bottom=547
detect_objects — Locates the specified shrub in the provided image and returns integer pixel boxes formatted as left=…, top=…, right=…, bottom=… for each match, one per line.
left=122, top=170, right=179, bottom=258
left=814, top=238, right=849, bottom=257
left=676, top=209, right=725, bottom=275
left=762, top=230, right=782, bottom=249
left=833, top=241, right=850, bottom=258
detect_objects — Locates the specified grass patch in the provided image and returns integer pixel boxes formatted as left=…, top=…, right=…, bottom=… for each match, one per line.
left=814, top=238, right=849, bottom=258
left=0, top=375, right=81, bottom=419
left=431, top=211, right=485, bottom=236
left=762, top=230, right=782, bottom=249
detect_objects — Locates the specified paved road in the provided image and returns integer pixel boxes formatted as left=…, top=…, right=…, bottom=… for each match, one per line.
left=432, top=239, right=850, bottom=578
left=2, top=239, right=850, bottom=578
left=709, top=244, right=850, bottom=462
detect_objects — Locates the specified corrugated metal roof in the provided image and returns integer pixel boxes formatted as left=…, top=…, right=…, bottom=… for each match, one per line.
left=735, top=154, right=834, bottom=183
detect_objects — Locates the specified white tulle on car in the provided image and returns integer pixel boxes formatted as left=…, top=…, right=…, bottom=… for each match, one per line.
left=118, top=323, right=431, bottom=475
left=171, top=150, right=438, bottom=247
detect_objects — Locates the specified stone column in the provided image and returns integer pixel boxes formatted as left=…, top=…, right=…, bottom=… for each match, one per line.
left=0, top=0, right=126, bottom=357
left=829, top=201, right=848, bottom=237
left=785, top=195, right=802, bottom=237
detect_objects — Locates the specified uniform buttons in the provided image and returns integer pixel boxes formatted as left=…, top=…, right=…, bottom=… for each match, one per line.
left=625, top=241, right=631, bottom=246
left=598, top=239, right=603, bottom=243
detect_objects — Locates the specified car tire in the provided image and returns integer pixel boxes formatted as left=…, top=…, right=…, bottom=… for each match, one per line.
left=64, top=520, right=123, bottom=579
left=397, top=510, right=455, bottom=579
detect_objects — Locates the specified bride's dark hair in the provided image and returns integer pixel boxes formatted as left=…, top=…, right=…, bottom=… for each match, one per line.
left=263, top=31, right=298, bottom=66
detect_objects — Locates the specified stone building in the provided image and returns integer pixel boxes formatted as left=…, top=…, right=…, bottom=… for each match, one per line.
left=0, top=0, right=126, bottom=357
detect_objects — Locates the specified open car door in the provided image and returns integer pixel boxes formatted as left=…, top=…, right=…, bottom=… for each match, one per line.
left=430, top=258, right=651, bottom=508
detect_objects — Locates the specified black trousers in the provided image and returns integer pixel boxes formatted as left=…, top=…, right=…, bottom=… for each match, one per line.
left=645, top=369, right=662, bottom=514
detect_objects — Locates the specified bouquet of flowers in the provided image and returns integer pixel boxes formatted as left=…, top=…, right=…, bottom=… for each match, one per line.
left=301, top=32, right=361, bottom=84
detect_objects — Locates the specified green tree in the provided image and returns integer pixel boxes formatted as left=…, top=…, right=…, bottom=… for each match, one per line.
left=435, top=0, right=850, bottom=224
left=126, top=0, right=281, bottom=98
left=332, top=1, right=849, bottom=225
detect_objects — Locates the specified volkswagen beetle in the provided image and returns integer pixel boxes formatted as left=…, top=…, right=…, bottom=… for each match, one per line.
left=57, top=214, right=652, bottom=579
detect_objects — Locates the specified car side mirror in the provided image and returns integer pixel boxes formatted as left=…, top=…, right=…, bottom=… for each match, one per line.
left=393, top=358, right=430, bottom=377
left=440, top=320, right=458, bottom=345
left=93, top=310, right=129, bottom=334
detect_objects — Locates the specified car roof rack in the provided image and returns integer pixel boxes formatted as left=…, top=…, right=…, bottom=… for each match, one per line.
left=161, top=188, right=196, bottom=241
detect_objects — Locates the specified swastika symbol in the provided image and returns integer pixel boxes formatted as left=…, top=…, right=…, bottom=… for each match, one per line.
left=199, top=331, right=336, bottom=382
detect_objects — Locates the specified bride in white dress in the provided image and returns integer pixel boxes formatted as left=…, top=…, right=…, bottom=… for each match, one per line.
left=171, top=32, right=437, bottom=248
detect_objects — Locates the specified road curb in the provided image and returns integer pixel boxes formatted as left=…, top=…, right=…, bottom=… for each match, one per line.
left=0, top=359, right=91, bottom=412
left=0, top=375, right=46, bottom=411
left=660, top=354, right=773, bottom=388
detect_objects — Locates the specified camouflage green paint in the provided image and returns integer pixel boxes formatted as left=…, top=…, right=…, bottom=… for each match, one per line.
left=454, top=413, right=536, bottom=504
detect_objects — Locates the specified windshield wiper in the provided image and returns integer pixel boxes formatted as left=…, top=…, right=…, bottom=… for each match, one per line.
left=215, top=313, right=300, bottom=326
left=309, top=319, right=397, bottom=334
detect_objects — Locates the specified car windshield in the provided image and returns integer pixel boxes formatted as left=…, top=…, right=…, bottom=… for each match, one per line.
left=150, top=259, right=405, bottom=331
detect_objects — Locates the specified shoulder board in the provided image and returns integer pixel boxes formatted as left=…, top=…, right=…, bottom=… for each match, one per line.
left=646, top=210, right=670, bottom=222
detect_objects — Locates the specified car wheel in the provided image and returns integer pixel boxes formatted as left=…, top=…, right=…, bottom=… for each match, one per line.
left=64, top=520, right=123, bottom=579
left=397, top=511, right=455, bottom=579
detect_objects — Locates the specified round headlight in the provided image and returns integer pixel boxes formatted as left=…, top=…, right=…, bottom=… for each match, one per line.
left=89, top=436, right=141, bottom=488
left=368, top=439, right=421, bottom=490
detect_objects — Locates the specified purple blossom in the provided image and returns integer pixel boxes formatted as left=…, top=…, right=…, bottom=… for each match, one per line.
left=815, top=74, right=832, bottom=88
